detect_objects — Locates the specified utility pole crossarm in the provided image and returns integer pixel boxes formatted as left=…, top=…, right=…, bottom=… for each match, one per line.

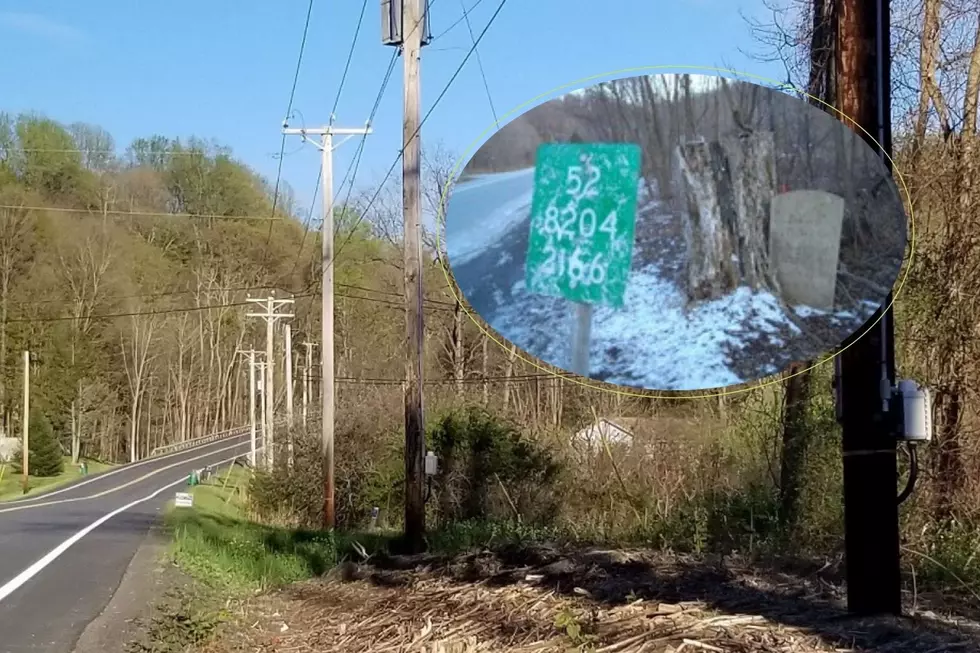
left=282, top=127, right=372, bottom=137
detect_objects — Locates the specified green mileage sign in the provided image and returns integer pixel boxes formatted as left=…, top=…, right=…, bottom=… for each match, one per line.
left=525, top=143, right=642, bottom=309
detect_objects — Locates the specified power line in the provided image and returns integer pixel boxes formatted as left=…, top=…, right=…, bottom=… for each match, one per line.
left=9, top=148, right=287, bottom=159
left=11, top=284, right=282, bottom=306
left=288, top=48, right=399, bottom=281
left=431, top=0, right=484, bottom=40
left=265, top=0, right=317, bottom=252
left=5, top=294, right=316, bottom=324
left=329, top=0, right=370, bottom=121
left=332, top=0, right=509, bottom=265
left=336, top=281, right=456, bottom=306
left=313, top=371, right=575, bottom=385
left=0, top=204, right=288, bottom=222
left=456, top=0, right=498, bottom=125
left=6, top=282, right=457, bottom=323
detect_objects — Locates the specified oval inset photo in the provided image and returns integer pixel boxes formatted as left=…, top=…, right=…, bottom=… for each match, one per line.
left=443, top=74, right=908, bottom=392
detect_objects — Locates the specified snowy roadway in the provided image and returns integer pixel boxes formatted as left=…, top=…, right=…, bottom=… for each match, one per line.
left=444, top=168, right=878, bottom=392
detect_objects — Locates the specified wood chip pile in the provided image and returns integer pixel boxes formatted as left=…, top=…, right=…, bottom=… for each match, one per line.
left=199, top=548, right=980, bottom=653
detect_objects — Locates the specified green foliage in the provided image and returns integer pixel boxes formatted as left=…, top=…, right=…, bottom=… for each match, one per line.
left=428, top=405, right=561, bottom=523
left=170, top=472, right=339, bottom=592
left=248, top=420, right=404, bottom=530
left=14, top=408, right=64, bottom=478
left=424, top=519, right=565, bottom=554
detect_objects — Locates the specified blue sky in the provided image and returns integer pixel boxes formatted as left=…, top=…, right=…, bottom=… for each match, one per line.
left=0, top=0, right=788, bottom=217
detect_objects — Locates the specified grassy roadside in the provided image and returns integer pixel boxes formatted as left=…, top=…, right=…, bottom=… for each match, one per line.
left=0, top=456, right=113, bottom=501
left=163, top=467, right=567, bottom=594
left=164, top=465, right=396, bottom=594
left=135, top=465, right=397, bottom=651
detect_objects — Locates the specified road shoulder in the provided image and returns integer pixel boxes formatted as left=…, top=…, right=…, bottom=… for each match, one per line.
left=72, top=522, right=188, bottom=653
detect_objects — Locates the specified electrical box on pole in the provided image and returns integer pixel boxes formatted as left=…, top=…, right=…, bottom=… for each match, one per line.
left=381, top=0, right=432, bottom=46
left=895, top=380, right=933, bottom=443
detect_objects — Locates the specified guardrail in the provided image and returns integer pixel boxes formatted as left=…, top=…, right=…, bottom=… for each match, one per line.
left=148, top=411, right=323, bottom=458
left=149, top=425, right=250, bottom=457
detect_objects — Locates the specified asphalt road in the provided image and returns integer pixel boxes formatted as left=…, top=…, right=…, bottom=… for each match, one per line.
left=445, top=168, right=535, bottom=319
left=0, top=431, right=259, bottom=653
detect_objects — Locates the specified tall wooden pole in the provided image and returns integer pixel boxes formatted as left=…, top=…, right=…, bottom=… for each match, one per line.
left=320, top=132, right=336, bottom=529
left=403, top=0, right=426, bottom=552
left=283, top=125, right=368, bottom=529
left=248, top=351, right=257, bottom=467
left=21, top=350, right=29, bottom=493
left=284, top=323, right=294, bottom=468
left=258, top=359, right=267, bottom=463
left=835, top=0, right=901, bottom=616
left=264, top=297, right=275, bottom=469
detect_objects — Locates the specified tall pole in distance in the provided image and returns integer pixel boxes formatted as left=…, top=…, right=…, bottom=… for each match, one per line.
left=835, top=0, right=900, bottom=616
left=257, top=359, right=267, bottom=464
left=302, top=345, right=309, bottom=428
left=284, top=323, right=294, bottom=468
left=247, top=295, right=294, bottom=470
left=265, top=297, right=275, bottom=469
left=282, top=125, right=370, bottom=530
left=21, top=350, right=29, bottom=493
left=402, top=0, right=427, bottom=553
left=320, top=131, right=336, bottom=530
left=249, top=351, right=257, bottom=467
left=302, top=341, right=316, bottom=428
left=237, top=349, right=260, bottom=467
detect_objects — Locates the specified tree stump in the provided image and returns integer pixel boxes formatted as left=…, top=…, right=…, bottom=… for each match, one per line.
left=721, top=131, right=778, bottom=292
left=676, top=140, right=738, bottom=301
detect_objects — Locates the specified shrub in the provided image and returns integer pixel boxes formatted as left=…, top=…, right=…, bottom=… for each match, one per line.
left=429, top=405, right=561, bottom=525
left=14, top=408, right=64, bottom=477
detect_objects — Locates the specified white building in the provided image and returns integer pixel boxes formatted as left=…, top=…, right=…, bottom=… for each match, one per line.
left=572, top=417, right=636, bottom=450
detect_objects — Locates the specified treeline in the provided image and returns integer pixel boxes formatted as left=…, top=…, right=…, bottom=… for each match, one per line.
left=0, top=113, right=395, bottom=464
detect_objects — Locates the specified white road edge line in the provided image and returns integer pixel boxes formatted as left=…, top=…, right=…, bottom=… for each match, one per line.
left=0, top=452, right=244, bottom=604
left=5, top=431, right=250, bottom=504
left=0, top=438, right=260, bottom=515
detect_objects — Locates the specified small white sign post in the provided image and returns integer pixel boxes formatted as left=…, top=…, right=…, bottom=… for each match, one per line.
left=174, top=492, right=194, bottom=508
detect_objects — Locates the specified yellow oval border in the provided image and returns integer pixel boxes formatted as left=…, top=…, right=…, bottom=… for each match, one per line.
left=434, top=64, right=915, bottom=400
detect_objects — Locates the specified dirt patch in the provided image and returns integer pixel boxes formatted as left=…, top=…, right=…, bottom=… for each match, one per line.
left=192, top=547, right=980, bottom=652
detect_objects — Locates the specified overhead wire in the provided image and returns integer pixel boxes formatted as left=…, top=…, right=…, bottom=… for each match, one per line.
left=0, top=205, right=282, bottom=221
left=430, top=0, right=485, bottom=40
left=310, top=371, right=577, bottom=385
left=8, top=280, right=458, bottom=323
left=457, top=0, right=498, bottom=125
left=330, top=0, right=509, bottom=267
left=264, top=0, right=317, bottom=253
left=285, top=47, right=399, bottom=284
left=329, top=0, right=370, bottom=121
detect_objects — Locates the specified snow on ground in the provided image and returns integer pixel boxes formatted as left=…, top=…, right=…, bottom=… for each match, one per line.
left=447, top=170, right=878, bottom=391
left=494, top=263, right=808, bottom=390
left=446, top=168, right=535, bottom=267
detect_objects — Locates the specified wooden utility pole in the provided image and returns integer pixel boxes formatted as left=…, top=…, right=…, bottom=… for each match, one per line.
left=237, top=349, right=261, bottom=467
left=246, top=295, right=294, bottom=470
left=21, top=350, right=29, bottom=493
left=834, top=0, right=901, bottom=616
left=402, top=0, right=427, bottom=552
left=302, top=341, right=316, bottom=428
left=284, top=323, right=294, bottom=468
left=257, top=359, right=267, bottom=463
left=283, top=124, right=371, bottom=529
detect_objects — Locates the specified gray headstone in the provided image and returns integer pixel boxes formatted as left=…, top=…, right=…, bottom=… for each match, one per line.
left=769, top=190, right=844, bottom=311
